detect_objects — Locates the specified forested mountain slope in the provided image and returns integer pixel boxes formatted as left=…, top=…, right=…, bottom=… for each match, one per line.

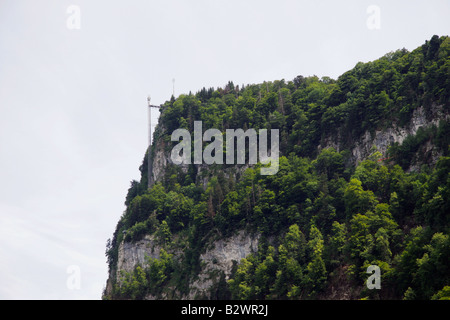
left=103, top=35, right=450, bottom=300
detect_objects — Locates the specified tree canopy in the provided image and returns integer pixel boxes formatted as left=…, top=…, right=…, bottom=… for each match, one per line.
left=105, top=36, right=450, bottom=300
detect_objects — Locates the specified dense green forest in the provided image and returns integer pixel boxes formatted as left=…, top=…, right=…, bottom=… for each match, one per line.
left=104, top=35, right=450, bottom=300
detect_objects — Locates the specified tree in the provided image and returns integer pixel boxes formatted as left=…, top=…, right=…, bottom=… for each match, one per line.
left=312, top=148, right=345, bottom=180
left=416, top=156, right=450, bottom=228
left=432, top=286, right=450, bottom=300
left=125, top=180, right=140, bottom=206
left=228, top=258, right=255, bottom=300
left=414, top=232, right=450, bottom=299
left=273, top=225, right=306, bottom=299
left=253, top=246, right=277, bottom=299
left=119, top=265, right=148, bottom=299
left=344, top=178, right=378, bottom=220
left=353, top=158, right=390, bottom=201
left=328, top=221, right=347, bottom=263
left=346, top=203, right=399, bottom=267
left=274, top=244, right=303, bottom=299
left=156, top=220, right=172, bottom=245
left=304, top=225, right=327, bottom=296
left=283, top=224, right=306, bottom=263
left=394, top=226, right=430, bottom=297
left=146, top=248, right=173, bottom=295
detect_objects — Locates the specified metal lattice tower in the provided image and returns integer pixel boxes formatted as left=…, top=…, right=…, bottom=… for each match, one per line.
left=147, top=96, right=161, bottom=188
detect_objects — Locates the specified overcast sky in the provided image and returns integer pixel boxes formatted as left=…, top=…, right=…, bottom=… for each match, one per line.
left=0, top=0, right=448, bottom=300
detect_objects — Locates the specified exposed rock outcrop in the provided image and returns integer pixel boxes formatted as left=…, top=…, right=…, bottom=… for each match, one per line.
left=108, top=230, right=260, bottom=299
left=187, top=230, right=260, bottom=299
left=320, top=104, right=448, bottom=167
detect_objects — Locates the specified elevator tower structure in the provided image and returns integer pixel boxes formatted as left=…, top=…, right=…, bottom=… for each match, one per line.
left=147, top=96, right=160, bottom=188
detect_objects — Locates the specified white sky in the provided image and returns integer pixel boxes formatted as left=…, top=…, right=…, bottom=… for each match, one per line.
left=0, top=0, right=448, bottom=300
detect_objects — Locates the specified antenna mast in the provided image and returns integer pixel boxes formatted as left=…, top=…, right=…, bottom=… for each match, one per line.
left=147, top=95, right=161, bottom=188
left=172, top=78, right=175, bottom=97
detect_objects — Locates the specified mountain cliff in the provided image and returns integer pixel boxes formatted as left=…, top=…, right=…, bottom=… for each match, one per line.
left=103, top=35, right=450, bottom=300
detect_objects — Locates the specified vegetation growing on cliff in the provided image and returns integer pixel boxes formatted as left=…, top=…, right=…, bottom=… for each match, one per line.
left=104, top=35, right=450, bottom=300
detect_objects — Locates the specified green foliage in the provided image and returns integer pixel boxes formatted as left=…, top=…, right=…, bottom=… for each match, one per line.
left=155, top=220, right=172, bottom=245
left=117, top=266, right=148, bottom=300
left=413, top=232, right=450, bottom=299
left=106, top=36, right=450, bottom=300
left=304, top=225, right=327, bottom=296
left=344, top=178, right=378, bottom=220
left=432, top=286, right=450, bottom=300
left=114, top=249, right=174, bottom=299
left=146, top=248, right=174, bottom=295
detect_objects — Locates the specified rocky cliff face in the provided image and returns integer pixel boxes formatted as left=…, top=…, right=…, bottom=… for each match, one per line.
left=116, top=235, right=161, bottom=278
left=108, top=230, right=259, bottom=299
left=153, top=104, right=448, bottom=189
left=188, top=230, right=260, bottom=299
left=105, top=103, right=447, bottom=300
left=320, top=104, right=448, bottom=169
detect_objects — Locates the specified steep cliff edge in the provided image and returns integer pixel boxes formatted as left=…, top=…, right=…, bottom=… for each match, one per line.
left=104, top=36, right=450, bottom=300
left=105, top=104, right=447, bottom=299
